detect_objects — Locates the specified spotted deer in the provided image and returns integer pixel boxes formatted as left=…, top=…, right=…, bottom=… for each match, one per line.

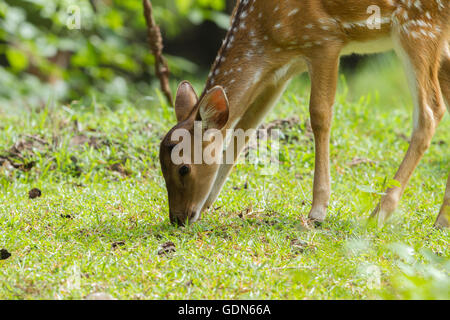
left=159, top=0, right=450, bottom=228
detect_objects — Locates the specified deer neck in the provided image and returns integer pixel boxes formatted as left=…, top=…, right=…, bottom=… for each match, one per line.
left=199, top=1, right=293, bottom=130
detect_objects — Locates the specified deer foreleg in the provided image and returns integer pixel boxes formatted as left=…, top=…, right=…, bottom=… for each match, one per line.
left=307, top=47, right=341, bottom=223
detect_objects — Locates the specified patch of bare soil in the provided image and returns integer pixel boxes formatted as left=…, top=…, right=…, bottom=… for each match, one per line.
left=10, top=135, right=49, bottom=155
left=0, top=135, right=49, bottom=171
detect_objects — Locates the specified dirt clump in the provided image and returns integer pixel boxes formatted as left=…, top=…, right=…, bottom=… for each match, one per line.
left=0, top=249, right=11, bottom=260
left=28, top=188, right=42, bottom=199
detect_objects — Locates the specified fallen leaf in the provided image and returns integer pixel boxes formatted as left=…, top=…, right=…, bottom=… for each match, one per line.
left=28, top=188, right=42, bottom=199
left=0, top=249, right=11, bottom=260
left=112, top=241, right=126, bottom=250
left=158, top=241, right=176, bottom=256
left=290, top=239, right=308, bottom=253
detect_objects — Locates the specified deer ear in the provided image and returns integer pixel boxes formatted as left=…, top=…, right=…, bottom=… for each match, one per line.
left=175, top=81, right=198, bottom=122
left=198, top=86, right=229, bottom=130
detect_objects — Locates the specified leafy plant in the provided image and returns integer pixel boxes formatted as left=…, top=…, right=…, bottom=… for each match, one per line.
left=0, top=0, right=228, bottom=106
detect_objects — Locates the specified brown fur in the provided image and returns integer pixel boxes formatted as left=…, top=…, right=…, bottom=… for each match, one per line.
left=160, top=0, right=450, bottom=227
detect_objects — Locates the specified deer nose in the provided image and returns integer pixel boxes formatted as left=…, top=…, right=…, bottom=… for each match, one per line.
left=170, top=211, right=198, bottom=226
left=169, top=212, right=186, bottom=226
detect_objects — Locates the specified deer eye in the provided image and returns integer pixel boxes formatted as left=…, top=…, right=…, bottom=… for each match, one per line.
left=178, top=165, right=190, bottom=177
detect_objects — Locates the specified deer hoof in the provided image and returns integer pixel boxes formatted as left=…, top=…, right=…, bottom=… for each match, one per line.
left=370, top=203, right=392, bottom=227
left=308, top=207, right=326, bottom=226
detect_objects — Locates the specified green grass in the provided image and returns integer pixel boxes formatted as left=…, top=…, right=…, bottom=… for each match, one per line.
left=0, top=55, right=449, bottom=299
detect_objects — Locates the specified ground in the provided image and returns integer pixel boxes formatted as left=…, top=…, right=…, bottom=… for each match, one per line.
left=0, top=53, right=448, bottom=299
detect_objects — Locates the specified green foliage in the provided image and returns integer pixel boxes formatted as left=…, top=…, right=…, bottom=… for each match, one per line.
left=0, top=0, right=227, bottom=106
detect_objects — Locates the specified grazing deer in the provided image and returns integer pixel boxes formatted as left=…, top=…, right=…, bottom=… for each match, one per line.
left=159, top=0, right=449, bottom=228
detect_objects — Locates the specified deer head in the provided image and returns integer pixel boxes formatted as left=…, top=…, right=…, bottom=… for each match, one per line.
left=159, top=81, right=229, bottom=225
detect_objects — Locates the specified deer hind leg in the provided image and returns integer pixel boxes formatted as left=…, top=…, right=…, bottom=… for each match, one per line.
left=307, top=46, right=341, bottom=223
left=371, top=34, right=447, bottom=226
left=435, top=44, right=450, bottom=229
